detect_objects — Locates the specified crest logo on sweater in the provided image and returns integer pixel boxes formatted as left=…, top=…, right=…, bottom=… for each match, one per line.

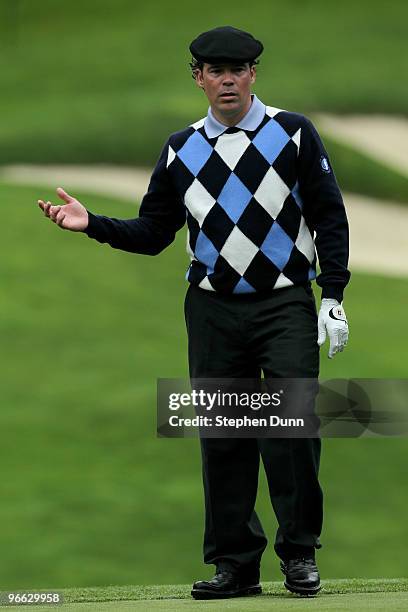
left=320, top=156, right=331, bottom=173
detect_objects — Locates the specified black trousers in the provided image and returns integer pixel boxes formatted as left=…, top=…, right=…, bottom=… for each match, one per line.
left=184, top=283, right=323, bottom=576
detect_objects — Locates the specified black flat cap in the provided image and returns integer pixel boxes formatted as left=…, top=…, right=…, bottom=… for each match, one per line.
left=189, top=26, right=263, bottom=63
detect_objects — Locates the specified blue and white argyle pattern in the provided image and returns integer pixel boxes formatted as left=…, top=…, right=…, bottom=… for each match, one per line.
left=166, top=97, right=316, bottom=294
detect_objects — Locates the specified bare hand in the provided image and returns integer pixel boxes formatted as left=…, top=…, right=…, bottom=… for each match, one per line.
left=38, top=187, right=89, bottom=232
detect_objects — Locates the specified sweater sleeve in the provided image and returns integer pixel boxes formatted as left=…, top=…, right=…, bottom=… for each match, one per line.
left=298, top=116, right=351, bottom=302
left=84, top=140, right=186, bottom=255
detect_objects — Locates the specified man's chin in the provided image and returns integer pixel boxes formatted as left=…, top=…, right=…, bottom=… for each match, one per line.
left=216, top=102, right=242, bottom=117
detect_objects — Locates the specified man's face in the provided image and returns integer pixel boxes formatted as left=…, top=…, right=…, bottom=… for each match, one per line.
left=195, top=62, right=256, bottom=121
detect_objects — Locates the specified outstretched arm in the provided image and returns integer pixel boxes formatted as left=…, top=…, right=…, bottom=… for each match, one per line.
left=38, top=140, right=186, bottom=255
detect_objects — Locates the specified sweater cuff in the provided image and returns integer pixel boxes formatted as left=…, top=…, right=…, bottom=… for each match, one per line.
left=84, top=210, right=104, bottom=239
left=321, top=285, right=345, bottom=303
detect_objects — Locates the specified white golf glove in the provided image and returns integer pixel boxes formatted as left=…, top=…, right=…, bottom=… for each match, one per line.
left=317, top=298, right=349, bottom=359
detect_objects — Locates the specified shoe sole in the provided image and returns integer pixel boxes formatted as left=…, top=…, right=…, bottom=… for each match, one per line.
left=284, top=581, right=321, bottom=597
left=191, top=585, right=262, bottom=600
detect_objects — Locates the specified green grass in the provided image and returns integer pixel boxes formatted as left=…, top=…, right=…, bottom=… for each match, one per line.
left=1, top=181, right=408, bottom=590
left=3, top=580, right=408, bottom=611
left=0, top=0, right=407, bottom=166
left=53, top=577, right=408, bottom=601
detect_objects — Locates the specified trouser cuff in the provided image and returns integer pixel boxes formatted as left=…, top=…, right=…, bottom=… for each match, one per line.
left=276, top=543, right=317, bottom=561
left=216, top=560, right=260, bottom=581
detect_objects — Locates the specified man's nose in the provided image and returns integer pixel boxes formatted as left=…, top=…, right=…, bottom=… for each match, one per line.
left=222, top=72, right=234, bottom=85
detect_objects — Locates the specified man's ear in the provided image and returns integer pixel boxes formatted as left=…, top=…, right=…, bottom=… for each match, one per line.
left=250, top=65, right=257, bottom=85
left=195, top=69, right=205, bottom=90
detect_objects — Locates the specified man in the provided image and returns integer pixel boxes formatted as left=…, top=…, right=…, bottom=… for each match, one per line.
left=38, top=26, right=350, bottom=599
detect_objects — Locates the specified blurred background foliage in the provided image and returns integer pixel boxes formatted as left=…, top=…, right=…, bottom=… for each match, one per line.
left=0, top=0, right=407, bottom=590
left=0, top=0, right=407, bottom=165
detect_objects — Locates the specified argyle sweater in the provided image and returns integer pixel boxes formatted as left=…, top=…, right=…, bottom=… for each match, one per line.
left=85, top=95, right=350, bottom=301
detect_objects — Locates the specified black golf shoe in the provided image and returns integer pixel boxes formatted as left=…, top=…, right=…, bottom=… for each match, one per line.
left=280, top=557, right=321, bottom=596
left=191, top=569, right=262, bottom=600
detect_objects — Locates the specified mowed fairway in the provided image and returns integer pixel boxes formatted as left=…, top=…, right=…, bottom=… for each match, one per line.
left=65, top=593, right=408, bottom=611
left=8, top=593, right=408, bottom=611
left=1, top=182, right=408, bottom=588
left=5, top=581, right=408, bottom=611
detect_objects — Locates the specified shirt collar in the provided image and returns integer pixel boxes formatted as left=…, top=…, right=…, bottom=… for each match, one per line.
left=204, top=94, right=266, bottom=139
